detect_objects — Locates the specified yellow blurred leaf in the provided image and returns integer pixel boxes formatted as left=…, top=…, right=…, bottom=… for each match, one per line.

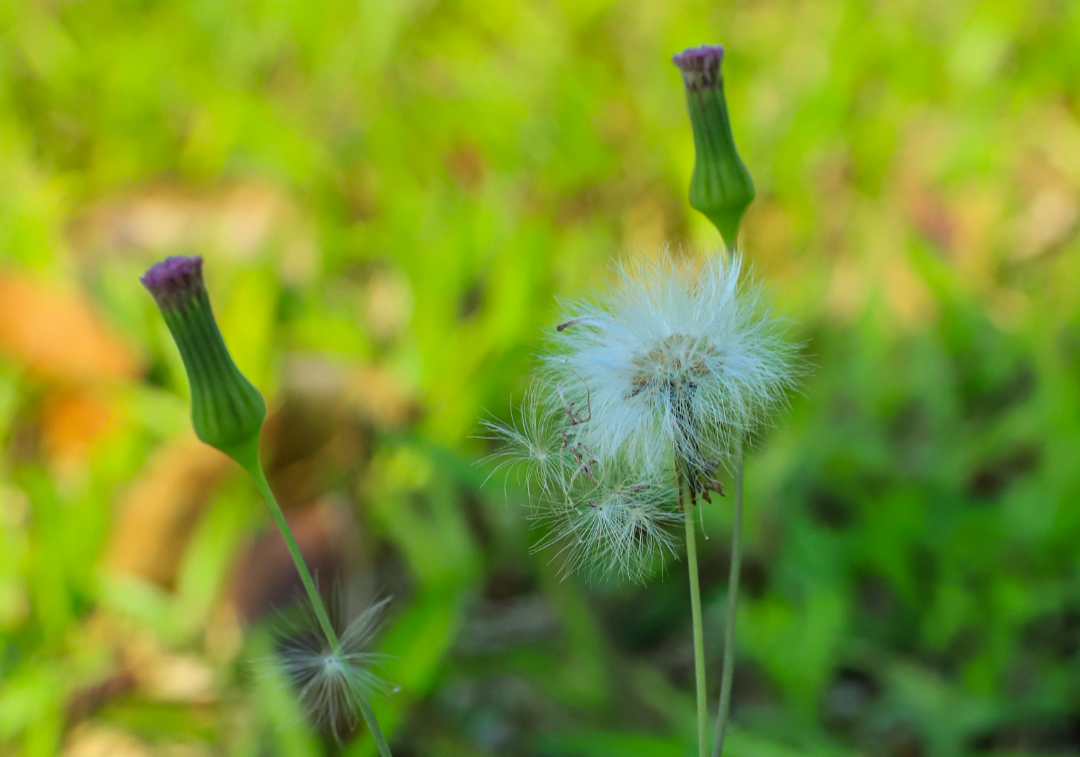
left=64, top=724, right=147, bottom=757
left=104, top=438, right=231, bottom=587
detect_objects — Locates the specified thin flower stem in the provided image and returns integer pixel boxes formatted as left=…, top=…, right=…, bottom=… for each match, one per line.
left=242, top=453, right=394, bottom=757
left=349, top=668, right=395, bottom=757
left=682, top=478, right=708, bottom=757
left=247, top=463, right=338, bottom=650
left=710, top=434, right=743, bottom=757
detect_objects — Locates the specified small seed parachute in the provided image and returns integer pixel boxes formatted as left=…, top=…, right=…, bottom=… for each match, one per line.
left=276, top=597, right=394, bottom=745
left=482, top=250, right=800, bottom=581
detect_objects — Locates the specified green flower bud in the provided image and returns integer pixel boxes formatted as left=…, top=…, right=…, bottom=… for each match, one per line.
left=141, top=256, right=266, bottom=465
left=673, top=44, right=755, bottom=247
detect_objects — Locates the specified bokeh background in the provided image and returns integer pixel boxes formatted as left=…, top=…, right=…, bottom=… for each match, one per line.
left=2, top=0, right=1080, bottom=755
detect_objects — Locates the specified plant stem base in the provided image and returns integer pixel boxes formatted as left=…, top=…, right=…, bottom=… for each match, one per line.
left=684, top=487, right=708, bottom=757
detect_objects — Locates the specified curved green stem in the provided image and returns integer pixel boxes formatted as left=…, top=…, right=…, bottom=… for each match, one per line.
left=711, top=435, right=743, bottom=757
left=683, top=483, right=708, bottom=757
left=247, top=462, right=338, bottom=650
left=237, top=443, right=394, bottom=757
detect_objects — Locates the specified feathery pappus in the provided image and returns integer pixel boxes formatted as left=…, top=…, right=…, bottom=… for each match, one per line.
left=482, top=249, right=801, bottom=581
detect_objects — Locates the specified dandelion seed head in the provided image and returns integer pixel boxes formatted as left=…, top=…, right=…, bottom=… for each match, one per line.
left=549, top=251, right=800, bottom=476
left=478, top=248, right=801, bottom=582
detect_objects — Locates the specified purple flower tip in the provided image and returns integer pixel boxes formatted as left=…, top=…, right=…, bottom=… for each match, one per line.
left=673, top=44, right=725, bottom=89
left=141, top=255, right=204, bottom=303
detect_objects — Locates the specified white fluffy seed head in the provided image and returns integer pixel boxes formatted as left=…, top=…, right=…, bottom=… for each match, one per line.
left=480, top=248, right=800, bottom=582
left=549, top=251, right=800, bottom=477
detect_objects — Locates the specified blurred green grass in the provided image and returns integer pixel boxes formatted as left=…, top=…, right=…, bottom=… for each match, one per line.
left=2, top=0, right=1080, bottom=755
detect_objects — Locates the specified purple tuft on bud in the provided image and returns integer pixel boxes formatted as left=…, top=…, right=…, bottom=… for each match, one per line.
left=672, top=44, right=725, bottom=90
left=140, top=255, right=204, bottom=300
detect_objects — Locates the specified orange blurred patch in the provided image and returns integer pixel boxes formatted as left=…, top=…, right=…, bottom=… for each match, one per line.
left=346, top=365, right=422, bottom=428
left=906, top=187, right=957, bottom=253
left=0, top=273, right=138, bottom=383
left=40, top=389, right=118, bottom=468
left=445, top=140, right=488, bottom=194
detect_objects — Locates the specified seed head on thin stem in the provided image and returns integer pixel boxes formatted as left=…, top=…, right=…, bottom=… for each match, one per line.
left=481, top=248, right=800, bottom=582
left=277, top=597, right=394, bottom=745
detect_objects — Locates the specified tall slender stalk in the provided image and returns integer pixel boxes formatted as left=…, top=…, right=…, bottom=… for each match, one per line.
left=710, top=433, right=743, bottom=757
left=682, top=474, right=708, bottom=757
left=140, top=256, right=395, bottom=755
left=241, top=447, right=394, bottom=757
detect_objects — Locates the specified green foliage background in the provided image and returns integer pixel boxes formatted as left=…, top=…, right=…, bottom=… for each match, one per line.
left=2, top=0, right=1080, bottom=755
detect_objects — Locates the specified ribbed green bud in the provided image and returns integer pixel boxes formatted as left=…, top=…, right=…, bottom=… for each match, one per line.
left=141, top=256, right=266, bottom=465
left=673, top=44, right=755, bottom=247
